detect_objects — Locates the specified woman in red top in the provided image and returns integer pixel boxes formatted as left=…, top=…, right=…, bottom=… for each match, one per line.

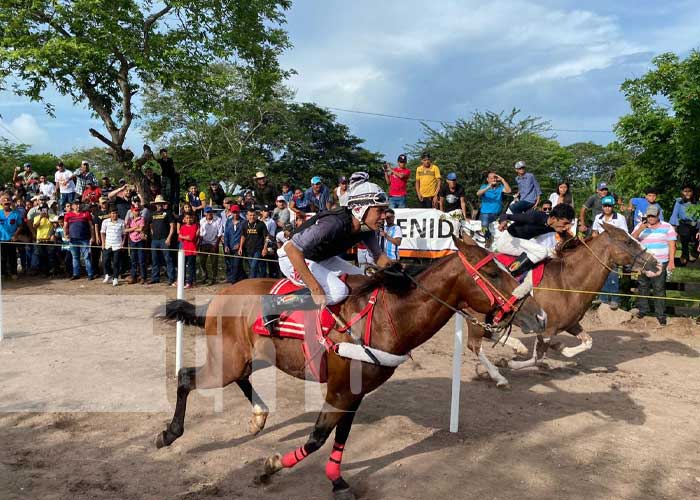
left=178, top=213, right=199, bottom=288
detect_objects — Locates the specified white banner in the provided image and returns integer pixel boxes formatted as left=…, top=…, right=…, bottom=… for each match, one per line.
left=392, top=209, right=482, bottom=257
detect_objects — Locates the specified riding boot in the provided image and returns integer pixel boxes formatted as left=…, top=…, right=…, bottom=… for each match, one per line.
left=261, top=289, right=320, bottom=334
left=508, top=252, right=536, bottom=277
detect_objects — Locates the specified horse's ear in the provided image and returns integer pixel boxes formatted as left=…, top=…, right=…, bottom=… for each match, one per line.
left=460, top=231, right=478, bottom=246
left=602, top=222, right=622, bottom=239
left=452, top=234, right=473, bottom=255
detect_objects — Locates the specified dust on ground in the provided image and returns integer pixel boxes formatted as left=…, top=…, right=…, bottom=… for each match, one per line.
left=1, top=276, right=700, bottom=500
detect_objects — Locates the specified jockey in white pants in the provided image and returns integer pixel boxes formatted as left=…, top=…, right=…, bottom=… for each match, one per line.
left=263, top=172, right=392, bottom=331
left=493, top=203, right=576, bottom=278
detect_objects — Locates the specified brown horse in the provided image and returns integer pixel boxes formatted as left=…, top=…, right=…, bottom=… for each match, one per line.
left=156, top=236, right=547, bottom=500
left=466, top=223, right=661, bottom=388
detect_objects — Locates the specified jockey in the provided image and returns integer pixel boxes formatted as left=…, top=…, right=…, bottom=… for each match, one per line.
left=262, top=172, right=393, bottom=331
left=494, top=203, right=575, bottom=278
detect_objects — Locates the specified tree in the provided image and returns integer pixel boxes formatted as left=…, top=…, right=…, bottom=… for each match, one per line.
left=0, top=137, right=29, bottom=183
left=272, top=103, right=384, bottom=188
left=141, top=63, right=292, bottom=185
left=614, top=51, right=700, bottom=202
left=0, top=0, right=291, bottom=198
left=408, top=109, right=569, bottom=207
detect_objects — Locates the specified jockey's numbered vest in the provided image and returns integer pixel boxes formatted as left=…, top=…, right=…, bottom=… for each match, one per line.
left=294, top=207, right=372, bottom=262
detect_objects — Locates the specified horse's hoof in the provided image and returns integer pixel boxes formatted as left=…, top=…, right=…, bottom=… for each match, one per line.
left=264, top=453, right=283, bottom=476
left=248, top=412, right=269, bottom=436
left=333, top=487, right=356, bottom=500
left=496, top=382, right=512, bottom=391
left=495, top=358, right=509, bottom=369
left=155, top=431, right=167, bottom=449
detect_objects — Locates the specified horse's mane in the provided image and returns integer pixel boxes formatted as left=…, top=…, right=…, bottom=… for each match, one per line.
left=351, top=262, right=429, bottom=297
left=554, top=234, right=593, bottom=257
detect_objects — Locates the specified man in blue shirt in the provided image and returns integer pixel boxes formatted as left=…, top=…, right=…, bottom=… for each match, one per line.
left=304, top=176, right=331, bottom=213
left=510, top=160, right=541, bottom=214
left=477, top=171, right=512, bottom=240
left=669, top=184, right=698, bottom=265
left=223, top=204, right=245, bottom=283
left=0, top=196, right=21, bottom=278
left=630, top=187, right=664, bottom=227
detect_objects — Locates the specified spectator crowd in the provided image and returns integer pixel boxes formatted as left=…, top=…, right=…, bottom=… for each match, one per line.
left=1, top=151, right=698, bottom=323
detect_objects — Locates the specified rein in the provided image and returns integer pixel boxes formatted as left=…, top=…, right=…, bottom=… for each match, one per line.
left=400, top=251, right=521, bottom=334
left=576, top=234, right=652, bottom=276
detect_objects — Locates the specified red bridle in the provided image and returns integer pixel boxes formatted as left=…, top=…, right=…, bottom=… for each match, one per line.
left=456, top=251, right=521, bottom=324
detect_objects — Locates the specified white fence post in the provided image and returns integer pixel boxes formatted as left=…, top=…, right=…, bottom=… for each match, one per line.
left=449, top=314, right=464, bottom=433
left=175, top=248, right=185, bottom=374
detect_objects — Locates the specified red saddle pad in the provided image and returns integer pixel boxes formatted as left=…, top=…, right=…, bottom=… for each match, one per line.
left=494, top=254, right=546, bottom=287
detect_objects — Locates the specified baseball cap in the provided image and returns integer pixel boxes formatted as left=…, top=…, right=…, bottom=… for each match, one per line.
left=204, top=206, right=213, bottom=213
left=23, top=162, right=31, bottom=168
left=118, top=178, right=126, bottom=184
left=311, top=176, right=322, bottom=185
left=397, top=154, right=407, bottom=163
left=514, top=160, right=526, bottom=169
left=230, top=205, right=240, bottom=212
left=339, top=176, right=348, bottom=183
left=645, top=205, right=660, bottom=216
left=261, top=205, right=271, bottom=211
left=99, top=196, right=109, bottom=203
left=597, top=182, right=608, bottom=191
left=446, top=172, right=457, bottom=181
left=601, top=195, right=615, bottom=206
left=49, top=215, right=59, bottom=223
left=276, top=195, right=286, bottom=202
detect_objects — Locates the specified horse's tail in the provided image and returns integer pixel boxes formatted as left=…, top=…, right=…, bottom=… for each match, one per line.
left=163, top=299, right=208, bottom=327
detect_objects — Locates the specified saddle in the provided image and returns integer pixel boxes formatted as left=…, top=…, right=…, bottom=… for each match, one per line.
left=494, top=254, right=546, bottom=287
left=252, top=278, right=344, bottom=383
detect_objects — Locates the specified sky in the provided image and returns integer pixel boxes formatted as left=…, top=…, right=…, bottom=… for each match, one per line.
left=1, top=0, right=699, bottom=161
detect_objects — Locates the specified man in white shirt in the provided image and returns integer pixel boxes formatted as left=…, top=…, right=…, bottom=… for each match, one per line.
left=199, top=206, right=224, bottom=285
left=38, top=175, right=55, bottom=198
left=592, top=195, right=628, bottom=309
left=100, top=206, right=125, bottom=286
left=379, top=209, right=403, bottom=261
left=54, top=161, right=76, bottom=206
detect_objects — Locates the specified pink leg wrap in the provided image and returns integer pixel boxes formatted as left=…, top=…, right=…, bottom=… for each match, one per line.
left=281, top=446, right=308, bottom=468
left=325, top=442, right=345, bottom=481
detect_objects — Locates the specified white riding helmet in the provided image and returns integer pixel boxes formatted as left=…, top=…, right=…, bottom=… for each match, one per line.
left=346, top=172, right=388, bottom=223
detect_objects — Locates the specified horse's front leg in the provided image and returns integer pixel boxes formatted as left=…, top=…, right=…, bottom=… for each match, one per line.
left=551, top=323, right=593, bottom=358
left=508, top=335, right=551, bottom=369
left=469, top=325, right=510, bottom=390
left=257, top=394, right=363, bottom=500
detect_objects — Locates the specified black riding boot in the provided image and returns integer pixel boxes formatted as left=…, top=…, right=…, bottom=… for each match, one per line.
left=261, top=288, right=320, bottom=334
left=508, top=252, right=536, bottom=277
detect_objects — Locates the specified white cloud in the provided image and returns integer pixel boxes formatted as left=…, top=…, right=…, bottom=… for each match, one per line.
left=0, top=113, right=48, bottom=147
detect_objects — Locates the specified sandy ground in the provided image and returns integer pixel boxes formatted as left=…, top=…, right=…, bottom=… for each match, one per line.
left=1, top=276, right=700, bottom=500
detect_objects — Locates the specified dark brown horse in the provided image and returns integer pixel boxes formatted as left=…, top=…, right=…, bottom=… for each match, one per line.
left=466, top=223, right=661, bottom=388
left=156, top=236, right=547, bottom=500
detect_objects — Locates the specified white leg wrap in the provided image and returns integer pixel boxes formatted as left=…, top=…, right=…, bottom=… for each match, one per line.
left=561, top=336, right=593, bottom=358
left=508, top=336, right=539, bottom=370
left=478, top=348, right=510, bottom=387
left=500, top=336, right=529, bottom=356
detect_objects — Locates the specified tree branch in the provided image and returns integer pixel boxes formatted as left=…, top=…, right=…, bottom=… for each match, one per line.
left=143, top=4, right=173, bottom=53
left=89, top=128, right=118, bottom=150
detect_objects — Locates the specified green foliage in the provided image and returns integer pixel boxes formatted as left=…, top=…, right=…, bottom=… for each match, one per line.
left=0, top=0, right=291, bottom=162
left=407, top=109, right=570, bottom=207
left=0, top=137, right=29, bottom=183
left=614, top=51, right=700, bottom=205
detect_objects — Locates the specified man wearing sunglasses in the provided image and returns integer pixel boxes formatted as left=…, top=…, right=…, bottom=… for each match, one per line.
left=264, top=172, right=393, bottom=333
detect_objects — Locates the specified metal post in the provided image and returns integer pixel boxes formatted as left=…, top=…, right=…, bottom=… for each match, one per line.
left=175, top=248, right=185, bottom=374
left=449, top=314, right=464, bottom=433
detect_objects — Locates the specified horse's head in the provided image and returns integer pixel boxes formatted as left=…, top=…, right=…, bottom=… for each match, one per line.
left=452, top=234, right=547, bottom=334
left=600, top=223, right=661, bottom=277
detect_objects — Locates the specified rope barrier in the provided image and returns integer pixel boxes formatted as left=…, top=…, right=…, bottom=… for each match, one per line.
left=2, top=241, right=699, bottom=304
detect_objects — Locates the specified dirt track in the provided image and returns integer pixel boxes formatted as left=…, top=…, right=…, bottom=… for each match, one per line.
left=2, top=277, right=700, bottom=500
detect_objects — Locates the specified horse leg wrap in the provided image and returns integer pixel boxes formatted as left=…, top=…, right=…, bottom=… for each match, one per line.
left=325, top=442, right=345, bottom=481
left=281, top=446, right=309, bottom=468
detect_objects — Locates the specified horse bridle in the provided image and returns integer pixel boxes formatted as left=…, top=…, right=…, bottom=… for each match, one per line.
left=401, top=250, right=526, bottom=333
left=455, top=251, right=524, bottom=325
left=577, top=233, right=654, bottom=276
